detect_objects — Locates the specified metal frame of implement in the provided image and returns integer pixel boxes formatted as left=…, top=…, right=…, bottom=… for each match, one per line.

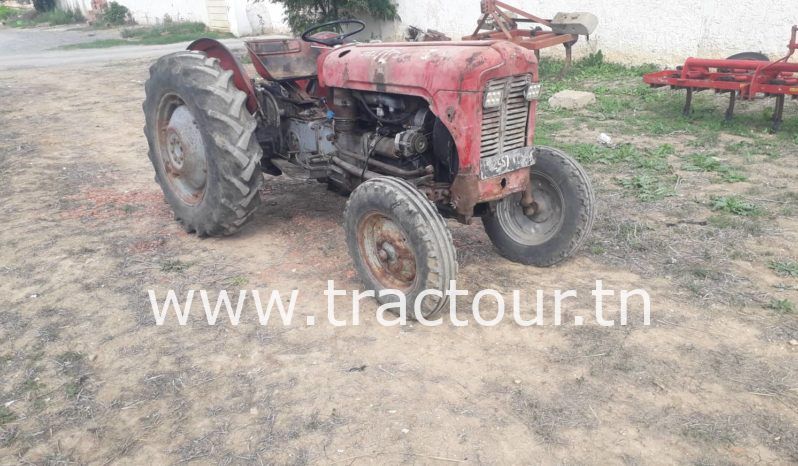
left=463, top=0, right=589, bottom=79
left=643, top=26, right=798, bottom=132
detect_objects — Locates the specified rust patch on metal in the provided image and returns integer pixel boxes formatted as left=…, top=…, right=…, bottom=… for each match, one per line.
left=357, top=212, right=417, bottom=291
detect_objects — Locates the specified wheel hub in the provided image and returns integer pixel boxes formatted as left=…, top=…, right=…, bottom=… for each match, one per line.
left=158, top=103, right=208, bottom=205
left=496, top=172, right=564, bottom=246
left=166, top=130, right=187, bottom=169
left=358, top=213, right=417, bottom=290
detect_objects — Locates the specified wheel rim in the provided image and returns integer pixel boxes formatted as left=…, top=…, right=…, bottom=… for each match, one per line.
left=357, top=212, right=417, bottom=291
left=156, top=94, right=208, bottom=206
left=496, top=171, right=565, bottom=245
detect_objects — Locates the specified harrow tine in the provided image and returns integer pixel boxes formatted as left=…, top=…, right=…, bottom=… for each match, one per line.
left=725, top=91, right=737, bottom=122
left=556, top=42, right=573, bottom=81
left=682, top=88, right=693, bottom=116
left=771, top=94, right=785, bottom=132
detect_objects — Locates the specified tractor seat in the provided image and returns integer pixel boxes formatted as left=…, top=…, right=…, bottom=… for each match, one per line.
left=246, top=38, right=322, bottom=81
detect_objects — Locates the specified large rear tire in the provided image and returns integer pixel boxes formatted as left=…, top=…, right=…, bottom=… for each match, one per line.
left=344, top=177, right=458, bottom=319
left=482, top=146, right=595, bottom=266
left=143, top=51, right=263, bottom=236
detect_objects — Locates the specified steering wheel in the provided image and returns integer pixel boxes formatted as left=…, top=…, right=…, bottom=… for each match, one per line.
left=301, top=19, right=366, bottom=46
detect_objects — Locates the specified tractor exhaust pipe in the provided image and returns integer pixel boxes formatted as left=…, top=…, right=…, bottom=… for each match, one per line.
left=334, top=146, right=431, bottom=178
left=330, top=156, right=381, bottom=180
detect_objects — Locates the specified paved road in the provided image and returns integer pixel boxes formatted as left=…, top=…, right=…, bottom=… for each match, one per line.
left=0, top=24, right=120, bottom=55
left=0, top=25, right=245, bottom=70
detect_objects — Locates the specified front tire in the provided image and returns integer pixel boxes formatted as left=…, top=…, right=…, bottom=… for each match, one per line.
left=344, top=177, right=458, bottom=319
left=143, top=51, right=263, bottom=236
left=483, top=146, right=595, bottom=266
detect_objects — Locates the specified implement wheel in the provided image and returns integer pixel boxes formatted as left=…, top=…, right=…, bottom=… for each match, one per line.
left=344, top=177, right=458, bottom=319
left=483, top=146, right=595, bottom=266
left=143, top=51, right=263, bottom=236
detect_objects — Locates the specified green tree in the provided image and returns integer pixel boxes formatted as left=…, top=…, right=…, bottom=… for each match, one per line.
left=269, top=0, right=399, bottom=34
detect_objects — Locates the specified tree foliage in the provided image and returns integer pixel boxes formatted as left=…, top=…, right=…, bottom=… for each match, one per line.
left=102, top=1, right=131, bottom=25
left=269, top=0, right=399, bottom=34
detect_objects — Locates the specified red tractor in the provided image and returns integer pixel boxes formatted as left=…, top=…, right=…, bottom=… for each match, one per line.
left=143, top=19, right=595, bottom=317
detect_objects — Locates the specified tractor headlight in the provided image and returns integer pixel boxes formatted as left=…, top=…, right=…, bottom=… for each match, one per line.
left=524, top=83, right=542, bottom=101
left=483, top=89, right=504, bottom=108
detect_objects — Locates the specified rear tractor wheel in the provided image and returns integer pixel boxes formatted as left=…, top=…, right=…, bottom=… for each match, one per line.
left=143, top=51, right=263, bottom=236
left=344, top=177, right=458, bottom=319
left=483, top=146, right=595, bottom=266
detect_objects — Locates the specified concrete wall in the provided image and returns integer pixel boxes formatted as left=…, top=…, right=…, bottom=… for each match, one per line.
left=378, top=0, right=796, bottom=64
left=235, top=0, right=286, bottom=36
left=58, top=0, right=209, bottom=25
left=54, top=0, right=796, bottom=64
left=56, top=0, right=287, bottom=36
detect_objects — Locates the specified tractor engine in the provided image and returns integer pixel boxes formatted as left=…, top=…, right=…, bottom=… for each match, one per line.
left=256, top=81, right=453, bottom=195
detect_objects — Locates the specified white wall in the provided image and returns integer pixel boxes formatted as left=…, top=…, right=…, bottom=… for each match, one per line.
left=55, top=0, right=288, bottom=35
left=380, top=0, right=796, bottom=64
left=54, top=0, right=796, bottom=64
left=58, top=0, right=209, bottom=25
left=233, top=0, right=287, bottom=36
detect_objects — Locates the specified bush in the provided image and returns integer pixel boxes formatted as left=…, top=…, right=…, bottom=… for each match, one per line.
left=0, top=6, right=22, bottom=21
left=121, top=21, right=206, bottom=39
left=42, top=7, right=84, bottom=25
left=271, top=0, right=399, bottom=34
left=32, top=0, right=55, bottom=12
left=102, top=1, right=131, bottom=25
left=1, top=5, right=83, bottom=27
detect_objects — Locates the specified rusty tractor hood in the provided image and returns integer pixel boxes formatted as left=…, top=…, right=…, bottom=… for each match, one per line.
left=318, top=40, right=538, bottom=98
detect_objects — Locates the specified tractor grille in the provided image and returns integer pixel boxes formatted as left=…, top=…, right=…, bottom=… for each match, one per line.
left=480, top=75, right=531, bottom=159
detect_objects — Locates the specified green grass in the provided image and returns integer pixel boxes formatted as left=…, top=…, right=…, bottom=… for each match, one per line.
left=710, top=195, right=763, bottom=216
left=61, top=38, right=130, bottom=49
left=556, top=141, right=675, bottom=202
left=37, top=8, right=83, bottom=25
left=121, top=21, right=206, bottom=38
left=224, top=275, right=249, bottom=287
left=0, top=5, right=23, bottom=21
left=765, top=298, right=795, bottom=314
left=60, top=21, right=231, bottom=49
left=560, top=142, right=671, bottom=169
left=531, top=49, right=798, bottom=213
left=540, top=56, right=794, bottom=137
left=160, top=259, right=191, bottom=273
left=0, top=406, right=16, bottom=426
left=539, top=51, right=658, bottom=90
left=20, top=377, right=44, bottom=393
left=618, top=174, right=674, bottom=202
left=769, top=260, right=798, bottom=278
left=682, top=153, right=747, bottom=183
left=2, top=7, right=84, bottom=27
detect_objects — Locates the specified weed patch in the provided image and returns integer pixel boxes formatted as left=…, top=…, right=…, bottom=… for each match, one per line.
left=160, top=259, right=191, bottom=273
left=2, top=7, right=83, bottom=27
left=0, top=406, right=16, bottom=426
left=682, top=153, right=747, bottom=183
left=618, top=174, right=674, bottom=202
left=710, top=196, right=763, bottom=216
left=765, top=298, right=795, bottom=314
left=769, top=260, right=798, bottom=277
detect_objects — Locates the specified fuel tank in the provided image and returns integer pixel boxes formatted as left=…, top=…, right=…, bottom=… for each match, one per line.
left=317, top=40, right=538, bottom=98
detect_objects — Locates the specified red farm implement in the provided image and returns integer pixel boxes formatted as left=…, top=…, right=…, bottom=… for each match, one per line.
left=643, top=25, right=798, bottom=132
left=409, top=0, right=597, bottom=79
left=463, top=0, right=597, bottom=77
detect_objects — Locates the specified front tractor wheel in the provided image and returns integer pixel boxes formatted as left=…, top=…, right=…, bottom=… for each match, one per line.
left=344, top=177, right=458, bottom=319
left=143, top=51, right=263, bottom=236
left=483, top=146, right=595, bottom=266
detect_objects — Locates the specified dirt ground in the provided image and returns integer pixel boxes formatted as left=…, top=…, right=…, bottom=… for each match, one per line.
left=1, top=56, right=796, bottom=465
